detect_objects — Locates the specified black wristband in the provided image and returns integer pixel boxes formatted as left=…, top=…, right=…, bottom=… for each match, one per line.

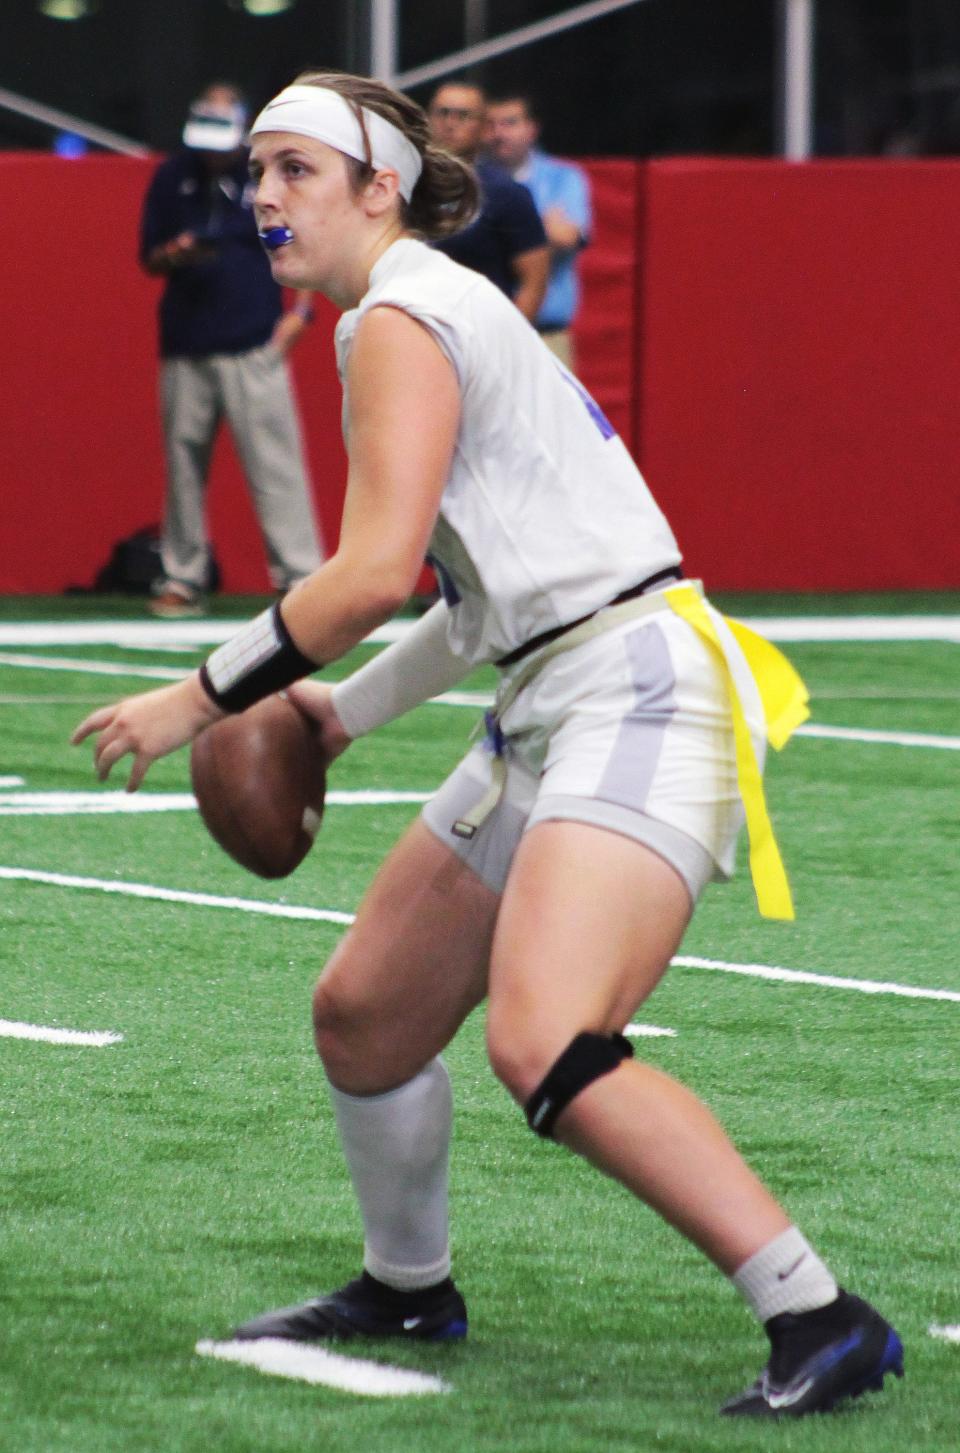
left=199, top=602, right=318, bottom=713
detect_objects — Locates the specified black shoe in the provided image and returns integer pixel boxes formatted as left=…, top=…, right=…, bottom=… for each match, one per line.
left=721, top=1289, right=904, bottom=1418
left=233, top=1272, right=468, bottom=1343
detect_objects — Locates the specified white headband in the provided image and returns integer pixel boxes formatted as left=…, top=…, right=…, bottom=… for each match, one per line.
left=250, top=84, right=423, bottom=202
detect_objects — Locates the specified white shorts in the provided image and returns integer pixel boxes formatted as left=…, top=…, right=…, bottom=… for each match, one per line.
left=421, top=601, right=767, bottom=904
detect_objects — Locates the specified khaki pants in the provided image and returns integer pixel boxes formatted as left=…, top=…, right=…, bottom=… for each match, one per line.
left=160, top=343, right=323, bottom=593
left=538, top=327, right=575, bottom=372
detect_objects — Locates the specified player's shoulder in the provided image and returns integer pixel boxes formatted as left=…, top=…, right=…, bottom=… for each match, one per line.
left=363, top=239, right=480, bottom=315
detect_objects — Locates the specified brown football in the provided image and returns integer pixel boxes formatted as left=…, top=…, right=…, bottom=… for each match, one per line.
left=190, top=695, right=326, bottom=879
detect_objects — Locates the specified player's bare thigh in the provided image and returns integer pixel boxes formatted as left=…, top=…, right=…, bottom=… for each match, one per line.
left=486, top=819, right=692, bottom=1101
left=313, top=816, right=499, bottom=1095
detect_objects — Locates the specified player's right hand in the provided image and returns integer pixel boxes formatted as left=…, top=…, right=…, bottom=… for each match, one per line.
left=285, top=681, right=352, bottom=766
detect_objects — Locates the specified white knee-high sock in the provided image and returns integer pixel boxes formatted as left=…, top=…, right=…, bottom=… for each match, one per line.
left=328, top=1057, right=453, bottom=1291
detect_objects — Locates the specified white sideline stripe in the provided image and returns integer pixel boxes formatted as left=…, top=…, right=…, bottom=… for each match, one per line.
left=0, top=789, right=432, bottom=817
left=3, top=865, right=958, bottom=1005
left=736, top=615, right=960, bottom=643
left=796, top=722, right=960, bottom=751
left=929, top=1325, right=960, bottom=1344
left=0, top=621, right=398, bottom=648
left=0, top=652, right=188, bottom=682
left=625, top=1023, right=677, bottom=1038
left=1, top=613, right=959, bottom=649
left=0, top=1018, right=121, bottom=1046
left=675, top=955, right=960, bottom=1004
left=195, top=1338, right=449, bottom=1396
left=0, top=867, right=356, bottom=925
left=0, top=775, right=25, bottom=787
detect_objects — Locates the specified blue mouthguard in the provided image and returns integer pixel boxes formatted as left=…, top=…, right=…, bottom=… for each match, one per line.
left=258, top=226, right=295, bottom=251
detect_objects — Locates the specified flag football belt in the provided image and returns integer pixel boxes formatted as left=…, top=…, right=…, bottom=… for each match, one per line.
left=452, top=581, right=809, bottom=922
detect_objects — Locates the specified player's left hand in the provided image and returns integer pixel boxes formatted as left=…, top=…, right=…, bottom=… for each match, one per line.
left=71, top=675, right=224, bottom=792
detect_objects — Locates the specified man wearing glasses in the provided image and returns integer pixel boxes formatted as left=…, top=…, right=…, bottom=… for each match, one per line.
left=428, top=81, right=549, bottom=323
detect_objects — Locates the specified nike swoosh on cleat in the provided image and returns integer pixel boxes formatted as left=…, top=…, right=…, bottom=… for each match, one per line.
left=402, top=1316, right=424, bottom=1331
left=765, top=1377, right=815, bottom=1409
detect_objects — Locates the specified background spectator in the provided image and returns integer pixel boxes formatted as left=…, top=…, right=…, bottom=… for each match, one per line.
left=488, top=92, right=592, bottom=370
left=428, top=80, right=548, bottom=323
left=141, top=82, right=323, bottom=618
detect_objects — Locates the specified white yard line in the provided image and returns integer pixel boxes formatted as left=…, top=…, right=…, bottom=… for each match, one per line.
left=0, top=1018, right=121, bottom=1046
left=2, top=864, right=957, bottom=1005
left=813, top=687, right=960, bottom=701
left=929, top=1325, right=960, bottom=1344
left=0, top=790, right=432, bottom=817
left=0, top=775, right=25, bottom=787
left=0, top=695, right=110, bottom=706
left=675, top=955, right=960, bottom=1004
left=625, top=1024, right=677, bottom=1038
left=795, top=723, right=960, bottom=751
left=432, top=690, right=494, bottom=708
left=0, top=867, right=355, bottom=925
left=195, top=1337, right=449, bottom=1396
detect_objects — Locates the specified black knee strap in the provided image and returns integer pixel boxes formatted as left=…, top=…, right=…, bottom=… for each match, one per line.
left=525, top=1031, right=634, bottom=1139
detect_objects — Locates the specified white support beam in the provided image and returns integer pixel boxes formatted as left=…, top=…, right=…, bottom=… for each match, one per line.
left=464, top=0, right=488, bottom=50
left=394, top=0, right=650, bottom=92
left=0, top=84, right=150, bottom=156
left=370, top=0, right=399, bottom=85
left=781, top=0, right=816, bottom=160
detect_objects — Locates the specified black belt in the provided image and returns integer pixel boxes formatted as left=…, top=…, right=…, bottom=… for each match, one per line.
left=496, top=566, right=684, bottom=670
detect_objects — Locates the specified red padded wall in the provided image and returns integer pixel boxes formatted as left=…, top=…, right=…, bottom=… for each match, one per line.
left=0, top=153, right=345, bottom=594
left=635, top=159, right=960, bottom=589
left=572, top=160, right=643, bottom=454
left=2, top=153, right=959, bottom=593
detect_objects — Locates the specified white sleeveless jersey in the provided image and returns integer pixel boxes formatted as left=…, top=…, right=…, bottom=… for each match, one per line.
left=335, top=238, right=681, bottom=666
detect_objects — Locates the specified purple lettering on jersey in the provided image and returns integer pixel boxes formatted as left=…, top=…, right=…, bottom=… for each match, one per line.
left=560, top=371, right=617, bottom=441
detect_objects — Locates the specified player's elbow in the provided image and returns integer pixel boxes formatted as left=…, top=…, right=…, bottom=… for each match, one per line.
left=357, top=567, right=417, bottom=622
left=337, top=548, right=423, bottom=621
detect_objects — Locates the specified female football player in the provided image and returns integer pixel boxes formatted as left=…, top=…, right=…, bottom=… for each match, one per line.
left=74, top=71, right=900, bottom=1417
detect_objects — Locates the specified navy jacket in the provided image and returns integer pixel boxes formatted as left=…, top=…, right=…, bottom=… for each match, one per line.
left=433, top=158, right=546, bottom=298
left=140, top=148, right=281, bottom=358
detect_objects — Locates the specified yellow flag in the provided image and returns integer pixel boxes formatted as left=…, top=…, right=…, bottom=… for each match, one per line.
left=665, top=586, right=800, bottom=922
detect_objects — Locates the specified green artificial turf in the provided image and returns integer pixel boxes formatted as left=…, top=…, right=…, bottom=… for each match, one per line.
left=1, top=594, right=958, bottom=1452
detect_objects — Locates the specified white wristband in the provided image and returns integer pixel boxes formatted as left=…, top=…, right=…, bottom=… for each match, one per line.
left=331, top=602, right=469, bottom=738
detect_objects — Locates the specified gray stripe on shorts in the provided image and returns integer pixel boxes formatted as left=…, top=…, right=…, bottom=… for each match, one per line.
left=596, top=622, right=677, bottom=811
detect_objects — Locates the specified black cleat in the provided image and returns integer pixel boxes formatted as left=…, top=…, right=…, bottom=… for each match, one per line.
left=233, top=1271, right=468, bottom=1343
left=721, top=1290, right=904, bottom=1418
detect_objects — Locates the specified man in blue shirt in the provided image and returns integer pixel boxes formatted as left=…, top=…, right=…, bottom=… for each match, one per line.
left=428, top=82, right=548, bottom=323
left=487, top=93, right=592, bottom=371
left=141, top=83, right=323, bottom=617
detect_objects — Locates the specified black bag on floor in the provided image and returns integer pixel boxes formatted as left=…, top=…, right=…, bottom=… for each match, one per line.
left=93, top=525, right=164, bottom=594
left=67, top=526, right=221, bottom=596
